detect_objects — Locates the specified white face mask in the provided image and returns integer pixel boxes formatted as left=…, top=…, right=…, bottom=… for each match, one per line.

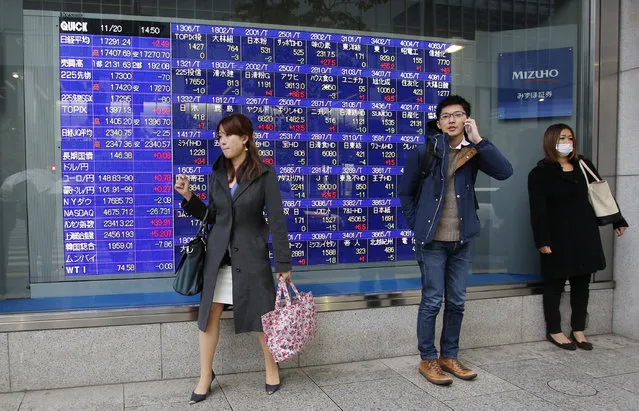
left=556, top=143, right=573, bottom=157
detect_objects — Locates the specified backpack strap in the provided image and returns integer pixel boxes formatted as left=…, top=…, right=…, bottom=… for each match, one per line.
left=472, top=167, right=479, bottom=210
left=414, top=141, right=435, bottom=201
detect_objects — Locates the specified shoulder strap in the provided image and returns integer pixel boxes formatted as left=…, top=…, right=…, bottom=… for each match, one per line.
left=195, top=208, right=210, bottom=237
left=414, top=141, right=435, bottom=201
left=472, top=168, right=479, bottom=210
left=579, top=159, right=600, bottom=183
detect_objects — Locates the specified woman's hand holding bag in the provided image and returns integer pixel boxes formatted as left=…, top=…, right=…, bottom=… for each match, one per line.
left=261, top=277, right=318, bottom=363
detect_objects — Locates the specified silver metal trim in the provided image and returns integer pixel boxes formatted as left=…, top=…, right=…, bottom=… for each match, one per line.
left=593, top=0, right=620, bottom=282
left=590, top=0, right=600, bottom=165
left=597, top=0, right=621, bottom=177
left=0, top=281, right=614, bottom=332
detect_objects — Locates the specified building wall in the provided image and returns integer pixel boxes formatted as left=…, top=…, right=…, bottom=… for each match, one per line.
left=0, top=290, right=613, bottom=392
left=613, top=0, right=639, bottom=339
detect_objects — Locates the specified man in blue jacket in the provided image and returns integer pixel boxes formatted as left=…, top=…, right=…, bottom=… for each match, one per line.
left=399, top=95, right=513, bottom=385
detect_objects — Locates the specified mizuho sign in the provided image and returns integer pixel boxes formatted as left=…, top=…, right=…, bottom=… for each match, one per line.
left=498, top=47, right=573, bottom=119
left=512, top=69, right=559, bottom=80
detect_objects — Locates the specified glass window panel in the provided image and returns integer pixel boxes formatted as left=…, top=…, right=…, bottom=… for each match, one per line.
left=0, top=0, right=587, bottom=312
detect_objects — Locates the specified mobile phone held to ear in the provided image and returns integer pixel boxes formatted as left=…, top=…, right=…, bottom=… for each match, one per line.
left=464, top=120, right=472, bottom=135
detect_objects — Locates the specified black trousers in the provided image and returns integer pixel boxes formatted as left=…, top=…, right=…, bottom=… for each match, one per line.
left=543, top=274, right=591, bottom=334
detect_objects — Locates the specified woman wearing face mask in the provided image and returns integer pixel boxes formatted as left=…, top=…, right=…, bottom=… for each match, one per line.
left=174, top=113, right=291, bottom=403
left=527, top=123, right=628, bottom=350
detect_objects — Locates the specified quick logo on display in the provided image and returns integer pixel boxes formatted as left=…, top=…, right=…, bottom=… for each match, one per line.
left=60, top=21, right=89, bottom=32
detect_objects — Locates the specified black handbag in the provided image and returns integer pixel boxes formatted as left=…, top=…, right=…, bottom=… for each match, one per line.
left=173, top=208, right=209, bottom=296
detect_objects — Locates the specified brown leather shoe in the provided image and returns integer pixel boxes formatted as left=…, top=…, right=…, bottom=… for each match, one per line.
left=419, top=359, right=453, bottom=386
left=438, top=357, right=477, bottom=380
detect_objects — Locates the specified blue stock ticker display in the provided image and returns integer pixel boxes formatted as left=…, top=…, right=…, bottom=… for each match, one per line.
left=59, top=18, right=453, bottom=276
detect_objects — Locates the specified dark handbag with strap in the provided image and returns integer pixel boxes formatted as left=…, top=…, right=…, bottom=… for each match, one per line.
left=173, top=208, right=210, bottom=296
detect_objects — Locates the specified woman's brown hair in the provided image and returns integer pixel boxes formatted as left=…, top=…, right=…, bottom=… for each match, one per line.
left=542, top=123, right=579, bottom=162
left=216, top=113, right=262, bottom=183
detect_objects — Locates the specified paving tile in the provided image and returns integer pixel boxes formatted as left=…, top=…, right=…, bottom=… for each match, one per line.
left=321, top=376, right=450, bottom=411
left=616, top=344, right=639, bottom=359
left=516, top=335, right=637, bottom=365
left=479, top=358, right=584, bottom=394
left=126, top=401, right=222, bottom=411
left=444, top=389, right=561, bottom=411
left=586, top=334, right=639, bottom=350
left=599, top=372, right=639, bottom=395
left=558, top=380, right=639, bottom=411
left=5, top=334, right=639, bottom=411
left=0, top=392, right=24, bottom=411
left=127, top=405, right=201, bottom=411
left=459, top=344, right=544, bottom=366
left=515, top=341, right=585, bottom=364
left=381, top=355, right=519, bottom=401
left=18, top=384, right=123, bottom=411
left=552, top=347, right=639, bottom=378
left=0, top=334, right=9, bottom=393
left=124, top=377, right=230, bottom=409
left=303, top=359, right=399, bottom=387
left=217, top=368, right=339, bottom=411
left=481, top=358, right=639, bottom=410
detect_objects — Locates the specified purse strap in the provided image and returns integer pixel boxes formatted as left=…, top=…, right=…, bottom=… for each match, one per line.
left=578, top=159, right=601, bottom=183
left=195, top=208, right=210, bottom=237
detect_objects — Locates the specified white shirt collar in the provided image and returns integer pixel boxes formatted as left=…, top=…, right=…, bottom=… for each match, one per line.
left=451, top=138, right=471, bottom=150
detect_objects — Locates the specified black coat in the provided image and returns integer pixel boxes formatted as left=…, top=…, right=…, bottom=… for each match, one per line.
left=182, top=157, right=291, bottom=333
left=527, top=156, right=628, bottom=278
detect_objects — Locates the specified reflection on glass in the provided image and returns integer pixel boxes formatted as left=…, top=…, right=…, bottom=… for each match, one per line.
left=0, top=0, right=583, bottom=312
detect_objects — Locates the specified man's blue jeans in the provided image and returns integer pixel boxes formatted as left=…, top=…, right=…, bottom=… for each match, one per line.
left=416, top=240, right=471, bottom=360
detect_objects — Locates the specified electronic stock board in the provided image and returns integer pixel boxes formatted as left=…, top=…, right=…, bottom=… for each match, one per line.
left=59, top=18, right=452, bottom=276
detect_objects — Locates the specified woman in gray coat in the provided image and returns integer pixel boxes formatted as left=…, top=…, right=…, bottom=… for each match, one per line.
left=174, top=113, right=292, bottom=403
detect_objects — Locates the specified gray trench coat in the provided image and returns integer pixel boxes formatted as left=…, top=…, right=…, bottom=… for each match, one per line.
left=181, top=157, right=291, bottom=333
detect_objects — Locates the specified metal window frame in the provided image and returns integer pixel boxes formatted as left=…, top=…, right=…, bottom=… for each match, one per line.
left=0, top=280, right=615, bottom=332
left=591, top=0, right=620, bottom=282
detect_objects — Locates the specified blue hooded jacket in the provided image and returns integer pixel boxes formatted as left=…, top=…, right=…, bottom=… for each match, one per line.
left=399, top=133, right=513, bottom=246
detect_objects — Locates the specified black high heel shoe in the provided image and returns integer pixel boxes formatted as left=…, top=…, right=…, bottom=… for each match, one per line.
left=571, top=331, right=594, bottom=351
left=189, top=370, right=216, bottom=405
left=265, top=383, right=280, bottom=395
left=265, top=363, right=280, bottom=395
left=546, top=333, right=577, bottom=350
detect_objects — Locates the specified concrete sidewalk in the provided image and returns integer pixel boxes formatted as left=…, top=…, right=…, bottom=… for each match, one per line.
left=2, top=334, right=639, bottom=410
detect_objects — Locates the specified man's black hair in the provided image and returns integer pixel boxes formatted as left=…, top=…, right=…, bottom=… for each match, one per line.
left=435, top=95, right=472, bottom=119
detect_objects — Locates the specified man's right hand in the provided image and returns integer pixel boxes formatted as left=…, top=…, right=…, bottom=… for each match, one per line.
left=538, top=246, right=552, bottom=254
left=174, top=174, right=192, bottom=201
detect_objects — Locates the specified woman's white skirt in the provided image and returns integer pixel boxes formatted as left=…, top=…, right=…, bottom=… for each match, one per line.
left=212, top=265, right=233, bottom=305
